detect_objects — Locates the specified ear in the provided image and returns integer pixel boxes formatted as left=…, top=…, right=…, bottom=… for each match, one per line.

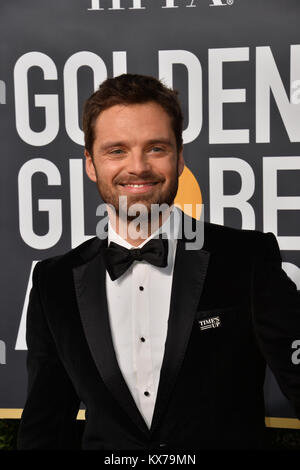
left=178, top=148, right=185, bottom=177
left=84, top=149, right=97, bottom=183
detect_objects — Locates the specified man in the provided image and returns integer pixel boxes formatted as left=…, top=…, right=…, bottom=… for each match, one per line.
left=17, top=74, right=300, bottom=450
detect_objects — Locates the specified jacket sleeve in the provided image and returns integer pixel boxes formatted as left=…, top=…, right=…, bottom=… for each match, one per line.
left=17, top=262, right=81, bottom=449
left=252, top=232, right=300, bottom=419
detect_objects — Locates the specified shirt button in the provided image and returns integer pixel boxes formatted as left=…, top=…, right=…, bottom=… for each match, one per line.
left=140, top=337, right=146, bottom=342
left=144, top=391, right=150, bottom=397
left=139, top=286, right=144, bottom=291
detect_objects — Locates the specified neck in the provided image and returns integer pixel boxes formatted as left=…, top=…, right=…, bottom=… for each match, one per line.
left=107, top=205, right=173, bottom=247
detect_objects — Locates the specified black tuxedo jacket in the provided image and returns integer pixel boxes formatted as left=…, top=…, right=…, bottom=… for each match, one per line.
left=17, top=211, right=300, bottom=450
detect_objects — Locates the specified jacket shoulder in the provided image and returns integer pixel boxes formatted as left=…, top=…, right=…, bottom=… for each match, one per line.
left=36, top=236, right=104, bottom=275
left=203, top=221, right=279, bottom=259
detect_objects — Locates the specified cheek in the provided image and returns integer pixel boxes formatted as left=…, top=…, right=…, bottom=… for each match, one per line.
left=96, top=161, right=119, bottom=182
left=152, top=154, right=174, bottom=171
left=158, top=160, right=178, bottom=179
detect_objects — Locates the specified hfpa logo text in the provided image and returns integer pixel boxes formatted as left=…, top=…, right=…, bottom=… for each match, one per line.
left=87, top=0, right=234, bottom=11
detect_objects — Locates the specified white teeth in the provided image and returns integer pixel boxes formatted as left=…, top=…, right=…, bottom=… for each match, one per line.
left=125, top=184, right=153, bottom=187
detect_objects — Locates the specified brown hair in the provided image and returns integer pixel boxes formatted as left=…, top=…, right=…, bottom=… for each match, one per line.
left=82, top=74, right=183, bottom=155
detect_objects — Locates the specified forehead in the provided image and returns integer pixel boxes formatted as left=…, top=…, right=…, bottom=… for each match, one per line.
left=93, top=102, right=175, bottom=142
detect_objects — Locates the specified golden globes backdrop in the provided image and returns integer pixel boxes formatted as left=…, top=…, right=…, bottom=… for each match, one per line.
left=0, top=0, right=300, bottom=427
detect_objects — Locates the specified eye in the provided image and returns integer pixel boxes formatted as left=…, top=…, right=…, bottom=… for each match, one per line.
left=150, top=146, right=164, bottom=153
left=109, top=148, right=125, bottom=155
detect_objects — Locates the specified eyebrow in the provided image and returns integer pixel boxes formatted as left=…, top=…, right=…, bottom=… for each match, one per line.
left=145, top=138, right=174, bottom=146
left=99, top=138, right=174, bottom=151
left=99, top=141, right=125, bottom=151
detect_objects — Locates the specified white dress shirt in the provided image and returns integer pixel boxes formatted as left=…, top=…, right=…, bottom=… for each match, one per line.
left=105, top=206, right=180, bottom=429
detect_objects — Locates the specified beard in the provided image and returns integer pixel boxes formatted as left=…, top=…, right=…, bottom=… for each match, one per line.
left=95, top=167, right=179, bottom=224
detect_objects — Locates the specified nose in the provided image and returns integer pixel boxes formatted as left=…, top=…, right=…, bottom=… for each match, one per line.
left=126, top=149, right=151, bottom=175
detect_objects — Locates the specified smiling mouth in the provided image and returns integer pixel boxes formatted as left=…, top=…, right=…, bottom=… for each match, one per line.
left=119, top=182, right=158, bottom=187
left=118, top=182, right=159, bottom=194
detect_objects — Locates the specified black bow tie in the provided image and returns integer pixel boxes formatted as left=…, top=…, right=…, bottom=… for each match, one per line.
left=103, top=237, right=169, bottom=281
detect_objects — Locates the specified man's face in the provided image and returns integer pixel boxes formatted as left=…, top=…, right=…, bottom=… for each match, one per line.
left=85, top=101, right=184, bottom=217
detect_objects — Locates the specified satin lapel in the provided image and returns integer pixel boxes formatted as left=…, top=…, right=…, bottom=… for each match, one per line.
left=150, top=233, right=210, bottom=434
left=73, top=243, right=149, bottom=436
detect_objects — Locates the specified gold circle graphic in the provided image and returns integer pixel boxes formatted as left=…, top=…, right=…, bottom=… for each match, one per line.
left=174, top=166, right=202, bottom=220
